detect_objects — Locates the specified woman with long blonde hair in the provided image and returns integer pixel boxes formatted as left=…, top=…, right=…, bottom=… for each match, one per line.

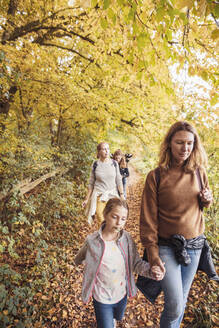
left=82, top=142, right=125, bottom=225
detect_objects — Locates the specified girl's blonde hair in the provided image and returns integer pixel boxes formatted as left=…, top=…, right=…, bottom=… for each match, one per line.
left=103, top=198, right=129, bottom=218
left=97, top=142, right=109, bottom=158
left=113, top=149, right=127, bottom=168
left=159, top=121, right=208, bottom=172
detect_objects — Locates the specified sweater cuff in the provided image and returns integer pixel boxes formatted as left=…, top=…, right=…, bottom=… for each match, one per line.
left=147, top=245, right=160, bottom=266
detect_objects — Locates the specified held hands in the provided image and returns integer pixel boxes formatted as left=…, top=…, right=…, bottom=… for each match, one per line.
left=150, top=259, right=166, bottom=281
left=199, top=188, right=213, bottom=204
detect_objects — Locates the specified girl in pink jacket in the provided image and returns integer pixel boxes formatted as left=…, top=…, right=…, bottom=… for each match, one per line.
left=75, top=198, right=165, bottom=328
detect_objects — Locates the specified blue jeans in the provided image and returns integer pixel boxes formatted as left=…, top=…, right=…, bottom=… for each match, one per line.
left=122, top=177, right=127, bottom=199
left=159, top=246, right=202, bottom=328
left=93, top=295, right=127, bottom=328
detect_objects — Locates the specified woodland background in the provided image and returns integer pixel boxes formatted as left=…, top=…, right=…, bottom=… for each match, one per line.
left=0, top=0, right=218, bottom=327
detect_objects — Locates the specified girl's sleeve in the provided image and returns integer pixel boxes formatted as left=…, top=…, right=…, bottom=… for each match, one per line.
left=140, top=170, right=160, bottom=267
left=128, top=234, right=152, bottom=278
left=74, top=239, right=88, bottom=265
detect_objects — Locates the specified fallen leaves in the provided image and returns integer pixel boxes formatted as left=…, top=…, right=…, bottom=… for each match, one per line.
left=4, top=166, right=217, bottom=328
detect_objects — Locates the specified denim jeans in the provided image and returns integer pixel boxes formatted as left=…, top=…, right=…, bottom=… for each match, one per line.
left=122, top=177, right=127, bottom=199
left=159, top=246, right=202, bottom=328
left=93, top=295, right=127, bottom=328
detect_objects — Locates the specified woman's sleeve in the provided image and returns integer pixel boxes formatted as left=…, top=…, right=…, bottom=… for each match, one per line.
left=139, top=170, right=160, bottom=266
left=88, top=164, right=95, bottom=189
left=115, top=161, right=123, bottom=188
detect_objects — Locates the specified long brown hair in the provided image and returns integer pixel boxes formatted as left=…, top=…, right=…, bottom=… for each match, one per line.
left=159, top=121, right=208, bottom=172
left=113, top=149, right=127, bottom=168
left=103, top=198, right=129, bottom=218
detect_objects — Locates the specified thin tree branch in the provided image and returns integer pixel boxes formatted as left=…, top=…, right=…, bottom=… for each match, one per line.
left=40, top=42, right=100, bottom=67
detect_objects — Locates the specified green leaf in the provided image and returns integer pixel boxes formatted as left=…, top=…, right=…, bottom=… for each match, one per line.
left=100, top=17, right=108, bottom=29
left=132, top=21, right=139, bottom=34
left=211, top=29, right=219, bottom=40
left=212, top=3, right=219, bottom=18
left=156, top=7, right=166, bottom=22
left=107, top=8, right=116, bottom=24
left=136, top=71, right=143, bottom=80
left=91, top=0, right=98, bottom=7
left=137, top=33, right=148, bottom=50
left=117, top=0, right=125, bottom=6
left=2, top=226, right=9, bottom=234
left=103, top=0, right=111, bottom=10
left=128, top=7, right=136, bottom=21
left=166, top=29, right=172, bottom=41
left=210, top=94, right=218, bottom=106
left=201, top=70, right=208, bottom=81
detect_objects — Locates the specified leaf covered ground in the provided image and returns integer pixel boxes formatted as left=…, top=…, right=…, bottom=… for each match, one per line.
left=2, top=167, right=217, bottom=327
left=39, top=166, right=218, bottom=328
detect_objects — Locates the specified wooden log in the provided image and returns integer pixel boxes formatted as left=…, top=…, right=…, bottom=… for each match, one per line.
left=0, top=168, right=67, bottom=201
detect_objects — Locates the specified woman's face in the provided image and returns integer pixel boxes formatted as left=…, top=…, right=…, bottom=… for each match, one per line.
left=98, top=143, right=110, bottom=160
left=114, top=154, right=122, bottom=163
left=170, top=130, right=194, bottom=164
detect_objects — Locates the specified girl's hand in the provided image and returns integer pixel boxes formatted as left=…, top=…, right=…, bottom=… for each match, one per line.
left=150, top=258, right=165, bottom=280
left=199, top=188, right=213, bottom=204
left=150, top=264, right=165, bottom=281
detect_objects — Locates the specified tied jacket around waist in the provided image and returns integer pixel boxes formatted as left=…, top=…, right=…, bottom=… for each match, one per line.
left=74, top=226, right=152, bottom=304
left=137, top=236, right=219, bottom=304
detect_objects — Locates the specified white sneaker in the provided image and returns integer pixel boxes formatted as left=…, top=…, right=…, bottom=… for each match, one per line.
left=113, top=319, right=117, bottom=328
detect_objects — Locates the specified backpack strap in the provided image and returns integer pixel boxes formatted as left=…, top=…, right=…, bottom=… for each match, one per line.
left=196, top=167, right=203, bottom=191
left=196, top=168, right=204, bottom=211
left=154, top=167, right=160, bottom=216
left=112, top=159, right=117, bottom=169
left=92, top=161, right=98, bottom=180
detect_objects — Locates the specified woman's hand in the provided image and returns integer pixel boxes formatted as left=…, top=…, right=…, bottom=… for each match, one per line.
left=150, top=260, right=166, bottom=281
left=199, top=188, right=213, bottom=204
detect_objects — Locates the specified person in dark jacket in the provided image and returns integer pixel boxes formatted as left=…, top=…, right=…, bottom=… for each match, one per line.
left=113, top=149, right=129, bottom=199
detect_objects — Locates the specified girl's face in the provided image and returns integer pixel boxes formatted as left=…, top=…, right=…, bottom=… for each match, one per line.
left=105, top=205, right=128, bottom=233
left=98, top=143, right=110, bottom=160
left=170, top=130, right=194, bottom=164
left=114, top=154, right=122, bottom=163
